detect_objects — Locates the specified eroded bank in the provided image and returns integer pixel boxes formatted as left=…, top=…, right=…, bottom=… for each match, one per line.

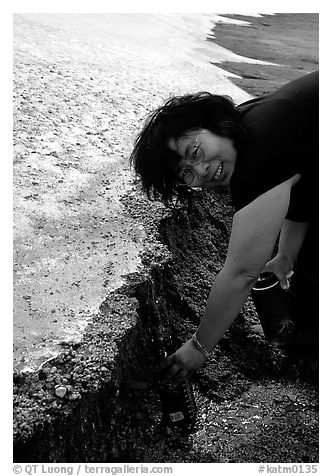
left=13, top=188, right=318, bottom=463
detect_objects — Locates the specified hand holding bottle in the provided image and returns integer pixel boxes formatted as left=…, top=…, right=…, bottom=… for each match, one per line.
left=155, top=337, right=207, bottom=383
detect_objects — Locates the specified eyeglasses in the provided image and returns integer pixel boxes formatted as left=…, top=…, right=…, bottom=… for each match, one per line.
left=177, top=129, right=204, bottom=187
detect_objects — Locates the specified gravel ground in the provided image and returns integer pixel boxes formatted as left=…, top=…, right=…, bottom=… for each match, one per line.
left=122, top=13, right=320, bottom=464
left=13, top=12, right=250, bottom=373
left=13, top=13, right=319, bottom=466
left=120, top=190, right=319, bottom=464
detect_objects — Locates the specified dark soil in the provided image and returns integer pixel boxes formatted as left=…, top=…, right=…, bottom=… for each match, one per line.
left=13, top=13, right=319, bottom=464
left=13, top=188, right=319, bottom=463
left=123, top=14, right=320, bottom=463
left=209, top=13, right=318, bottom=96
left=121, top=190, right=318, bottom=463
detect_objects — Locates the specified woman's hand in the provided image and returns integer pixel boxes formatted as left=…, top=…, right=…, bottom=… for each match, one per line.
left=262, top=252, right=293, bottom=290
left=155, top=338, right=207, bottom=383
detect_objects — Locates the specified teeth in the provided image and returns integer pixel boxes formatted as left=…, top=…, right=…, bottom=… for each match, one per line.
left=214, top=163, right=223, bottom=180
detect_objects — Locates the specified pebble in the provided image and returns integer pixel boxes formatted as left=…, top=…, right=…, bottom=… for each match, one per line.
left=273, top=396, right=284, bottom=403
left=287, top=395, right=297, bottom=403
left=220, top=371, right=232, bottom=378
left=54, top=386, right=67, bottom=398
left=69, top=392, right=81, bottom=401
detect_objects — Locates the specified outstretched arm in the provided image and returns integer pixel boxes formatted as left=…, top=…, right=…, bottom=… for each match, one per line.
left=157, top=174, right=300, bottom=381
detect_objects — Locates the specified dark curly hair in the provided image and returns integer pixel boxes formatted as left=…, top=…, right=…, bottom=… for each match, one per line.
left=130, top=92, right=245, bottom=206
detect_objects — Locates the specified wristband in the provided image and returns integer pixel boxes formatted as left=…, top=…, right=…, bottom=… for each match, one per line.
left=192, top=333, right=211, bottom=359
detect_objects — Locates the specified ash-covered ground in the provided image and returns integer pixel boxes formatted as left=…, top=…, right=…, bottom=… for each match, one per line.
left=13, top=13, right=319, bottom=464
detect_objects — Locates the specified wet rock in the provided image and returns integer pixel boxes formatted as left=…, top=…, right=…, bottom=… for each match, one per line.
left=54, top=386, right=67, bottom=398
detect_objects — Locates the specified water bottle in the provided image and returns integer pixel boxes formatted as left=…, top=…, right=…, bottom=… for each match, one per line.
left=158, top=375, right=197, bottom=428
left=251, top=272, right=295, bottom=346
left=156, top=343, right=197, bottom=429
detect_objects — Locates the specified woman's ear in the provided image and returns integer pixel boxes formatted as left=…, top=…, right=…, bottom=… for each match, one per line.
left=167, top=137, right=177, bottom=152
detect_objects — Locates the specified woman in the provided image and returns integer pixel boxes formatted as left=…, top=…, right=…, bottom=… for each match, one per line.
left=130, top=70, right=318, bottom=381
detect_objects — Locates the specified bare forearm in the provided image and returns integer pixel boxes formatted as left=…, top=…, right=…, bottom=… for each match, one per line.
left=278, top=219, right=309, bottom=263
left=196, top=269, right=255, bottom=352
left=196, top=182, right=300, bottom=354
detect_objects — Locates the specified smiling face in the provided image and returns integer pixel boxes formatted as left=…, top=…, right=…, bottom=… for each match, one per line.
left=167, top=129, right=237, bottom=189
